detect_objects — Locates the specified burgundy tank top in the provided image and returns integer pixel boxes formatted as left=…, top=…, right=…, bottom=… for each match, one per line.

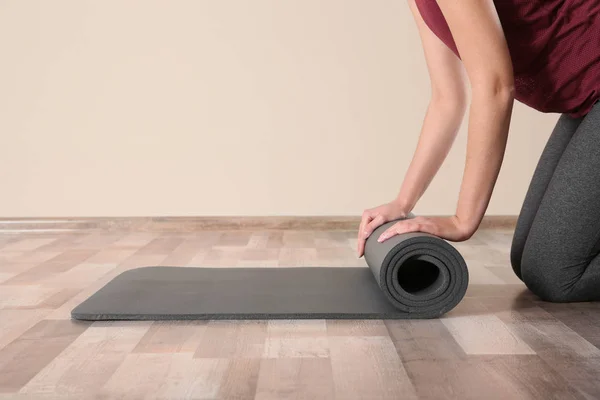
left=415, top=0, right=600, bottom=117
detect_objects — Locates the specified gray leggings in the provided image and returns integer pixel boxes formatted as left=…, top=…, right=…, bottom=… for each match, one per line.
left=511, top=101, right=600, bottom=302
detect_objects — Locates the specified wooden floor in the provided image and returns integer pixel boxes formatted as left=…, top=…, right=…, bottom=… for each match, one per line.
left=1, top=228, right=599, bottom=399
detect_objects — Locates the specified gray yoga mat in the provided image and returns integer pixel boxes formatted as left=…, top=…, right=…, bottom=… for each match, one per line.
left=72, top=219, right=469, bottom=320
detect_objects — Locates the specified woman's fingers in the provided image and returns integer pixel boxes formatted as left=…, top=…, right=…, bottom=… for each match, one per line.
left=357, top=211, right=374, bottom=257
left=357, top=214, right=387, bottom=257
left=358, top=211, right=373, bottom=239
left=364, top=215, right=385, bottom=238
left=358, top=214, right=386, bottom=257
left=378, top=219, right=423, bottom=242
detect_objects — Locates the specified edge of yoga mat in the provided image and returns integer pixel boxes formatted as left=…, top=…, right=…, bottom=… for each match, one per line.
left=71, top=218, right=469, bottom=321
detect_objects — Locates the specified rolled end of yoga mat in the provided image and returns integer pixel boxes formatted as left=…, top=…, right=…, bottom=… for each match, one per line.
left=364, top=217, right=469, bottom=318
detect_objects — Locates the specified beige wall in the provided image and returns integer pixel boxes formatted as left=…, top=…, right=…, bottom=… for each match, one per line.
left=0, top=0, right=558, bottom=217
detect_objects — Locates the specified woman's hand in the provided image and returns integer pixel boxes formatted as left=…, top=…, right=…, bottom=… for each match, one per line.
left=357, top=200, right=409, bottom=257
left=377, top=215, right=474, bottom=243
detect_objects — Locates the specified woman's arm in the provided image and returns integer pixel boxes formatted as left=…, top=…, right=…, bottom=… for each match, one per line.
left=438, top=0, right=515, bottom=232
left=356, top=0, right=469, bottom=257
left=377, top=0, right=514, bottom=243
left=396, top=0, right=468, bottom=213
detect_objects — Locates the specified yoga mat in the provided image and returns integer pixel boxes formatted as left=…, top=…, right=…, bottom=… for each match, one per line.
left=71, top=219, right=469, bottom=320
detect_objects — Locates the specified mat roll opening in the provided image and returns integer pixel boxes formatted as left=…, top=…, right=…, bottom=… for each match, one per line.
left=397, top=256, right=442, bottom=294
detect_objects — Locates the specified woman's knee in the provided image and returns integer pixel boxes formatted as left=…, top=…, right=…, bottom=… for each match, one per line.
left=509, top=230, right=527, bottom=281
left=520, top=247, right=578, bottom=303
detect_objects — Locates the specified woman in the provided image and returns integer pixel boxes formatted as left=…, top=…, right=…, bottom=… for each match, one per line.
left=357, top=0, right=600, bottom=302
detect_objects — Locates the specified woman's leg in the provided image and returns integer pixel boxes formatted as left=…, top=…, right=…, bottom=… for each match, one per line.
left=518, top=103, right=600, bottom=302
left=510, top=114, right=582, bottom=279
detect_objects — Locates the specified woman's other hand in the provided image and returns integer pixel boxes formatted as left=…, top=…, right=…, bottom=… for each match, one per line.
left=357, top=200, right=409, bottom=257
left=377, top=215, right=475, bottom=244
